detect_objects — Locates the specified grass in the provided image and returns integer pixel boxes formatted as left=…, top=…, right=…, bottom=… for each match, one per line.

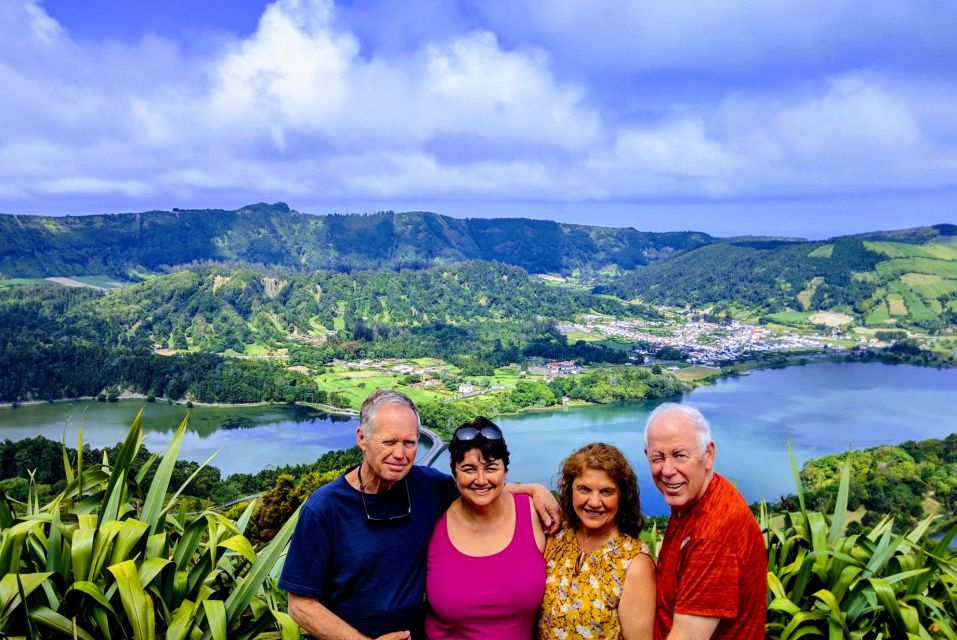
left=67, top=275, right=129, bottom=289
left=886, top=292, right=908, bottom=316
left=875, top=257, right=957, bottom=279
left=671, top=365, right=721, bottom=382
left=864, top=240, right=957, bottom=260
left=807, top=244, right=833, bottom=258
left=900, top=272, right=957, bottom=299
left=564, top=331, right=601, bottom=342
left=889, top=281, right=938, bottom=322
left=797, top=277, right=823, bottom=310
left=864, top=301, right=892, bottom=325
left=242, top=343, right=270, bottom=356
left=0, top=278, right=54, bottom=288
left=766, top=310, right=814, bottom=325
left=852, top=271, right=880, bottom=283
left=313, top=370, right=451, bottom=409
left=808, top=311, right=854, bottom=327
left=595, top=338, right=635, bottom=352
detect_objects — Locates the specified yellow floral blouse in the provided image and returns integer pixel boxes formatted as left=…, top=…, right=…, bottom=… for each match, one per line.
left=538, top=527, right=648, bottom=640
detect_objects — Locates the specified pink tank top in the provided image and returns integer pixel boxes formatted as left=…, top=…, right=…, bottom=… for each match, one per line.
left=425, top=492, right=546, bottom=640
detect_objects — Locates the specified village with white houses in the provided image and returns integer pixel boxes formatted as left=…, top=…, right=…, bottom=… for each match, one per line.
left=557, top=314, right=845, bottom=366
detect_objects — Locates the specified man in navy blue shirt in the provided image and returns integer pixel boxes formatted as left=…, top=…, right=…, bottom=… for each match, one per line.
left=280, top=389, right=559, bottom=640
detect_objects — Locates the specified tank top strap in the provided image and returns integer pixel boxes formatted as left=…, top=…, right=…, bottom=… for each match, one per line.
left=433, top=509, right=454, bottom=554
left=507, top=492, right=537, bottom=555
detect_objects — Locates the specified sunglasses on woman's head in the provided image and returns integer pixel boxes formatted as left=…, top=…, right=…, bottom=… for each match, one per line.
left=453, top=423, right=503, bottom=442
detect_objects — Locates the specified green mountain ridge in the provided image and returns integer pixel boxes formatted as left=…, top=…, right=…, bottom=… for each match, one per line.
left=0, top=203, right=713, bottom=278
left=2, top=204, right=954, bottom=331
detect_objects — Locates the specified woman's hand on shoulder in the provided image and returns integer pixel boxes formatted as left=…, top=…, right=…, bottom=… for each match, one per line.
left=507, top=482, right=561, bottom=535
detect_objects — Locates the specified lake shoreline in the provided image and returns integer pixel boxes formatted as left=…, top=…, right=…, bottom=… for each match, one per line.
left=2, top=352, right=952, bottom=417
left=0, top=394, right=358, bottom=416
left=2, top=362, right=955, bottom=509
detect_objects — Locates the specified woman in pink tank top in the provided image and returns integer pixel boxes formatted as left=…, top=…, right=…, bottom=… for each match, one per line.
left=425, top=417, right=546, bottom=640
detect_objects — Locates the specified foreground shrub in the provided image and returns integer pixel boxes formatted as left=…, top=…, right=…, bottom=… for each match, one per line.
left=0, top=411, right=300, bottom=639
left=764, top=445, right=957, bottom=639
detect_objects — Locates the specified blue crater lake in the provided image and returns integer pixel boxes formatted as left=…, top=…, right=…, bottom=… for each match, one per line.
left=430, top=362, right=957, bottom=515
left=1, top=362, right=954, bottom=515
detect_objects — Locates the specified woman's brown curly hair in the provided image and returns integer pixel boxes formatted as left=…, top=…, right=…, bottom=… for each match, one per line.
left=557, top=442, right=644, bottom=538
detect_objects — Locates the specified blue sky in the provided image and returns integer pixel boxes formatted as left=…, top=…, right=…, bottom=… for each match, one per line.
left=1, top=0, right=954, bottom=238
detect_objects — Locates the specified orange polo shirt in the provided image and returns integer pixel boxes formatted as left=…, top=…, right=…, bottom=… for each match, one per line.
left=654, top=473, right=767, bottom=640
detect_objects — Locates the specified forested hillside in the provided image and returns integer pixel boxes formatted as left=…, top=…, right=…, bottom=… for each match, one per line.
left=0, top=203, right=712, bottom=277
left=599, top=225, right=957, bottom=330
left=796, top=433, right=957, bottom=528
left=0, top=262, right=646, bottom=402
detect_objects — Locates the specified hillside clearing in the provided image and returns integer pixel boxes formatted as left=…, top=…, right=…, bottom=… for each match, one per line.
left=808, top=311, right=854, bottom=326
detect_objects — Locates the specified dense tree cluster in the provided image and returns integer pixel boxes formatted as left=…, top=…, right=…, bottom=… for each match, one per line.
left=795, top=434, right=957, bottom=528
left=0, top=341, right=326, bottom=404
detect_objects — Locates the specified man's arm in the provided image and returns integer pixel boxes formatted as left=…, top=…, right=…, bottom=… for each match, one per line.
left=287, top=594, right=410, bottom=640
left=506, top=482, right=560, bottom=534
left=665, top=613, right=720, bottom=640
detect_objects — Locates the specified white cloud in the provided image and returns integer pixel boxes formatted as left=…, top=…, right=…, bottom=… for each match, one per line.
left=0, top=0, right=954, bottom=215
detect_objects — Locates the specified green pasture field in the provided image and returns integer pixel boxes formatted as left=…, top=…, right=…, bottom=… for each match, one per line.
left=900, top=273, right=957, bottom=299
left=807, top=244, right=833, bottom=258
left=766, top=310, right=814, bottom=325
left=488, top=368, right=524, bottom=385
left=864, top=301, right=891, bottom=325
left=243, top=343, right=271, bottom=356
left=314, top=370, right=450, bottom=409
left=852, top=271, right=880, bottom=283
left=564, top=331, right=601, bottom=342
left=864, top=241, right=957, bottom=260
left=949, top=300, right=957, bottom=313
left=922, top=243, right=957, bottom=260
left=410, top=357, right=445, bottom=367
left=0, top=278, right=54, bottom=288
left=932, top=236, right=957, bottom=249
left=889, top=281, right=937, bottom=322
left=797, top=277, right=823, bottom=310
left=875, top=258, right=957, bottom=280
left=886, top=292, right=908, bottom=316
left=68, top=275, right=129, bottom=289
left=596, top=338, right=634, bottom=352
left=671, top=365, right=722, bottom=382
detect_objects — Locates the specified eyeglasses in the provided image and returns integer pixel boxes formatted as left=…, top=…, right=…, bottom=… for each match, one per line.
left=453, top=423, right=503, bottom=442
left=357, top=465, right=411, bottom=522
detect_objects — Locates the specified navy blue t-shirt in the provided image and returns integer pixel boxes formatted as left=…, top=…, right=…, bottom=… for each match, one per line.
left=279, top=465, right=457, bottom=639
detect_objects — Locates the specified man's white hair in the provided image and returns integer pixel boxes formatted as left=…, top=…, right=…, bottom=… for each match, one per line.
left=644, top=402, right=712, bottom=453
left=359, top=389, right=420, bottom=437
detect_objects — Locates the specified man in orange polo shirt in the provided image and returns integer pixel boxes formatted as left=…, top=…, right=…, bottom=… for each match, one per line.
left=644, top=403, right=766, bottom=640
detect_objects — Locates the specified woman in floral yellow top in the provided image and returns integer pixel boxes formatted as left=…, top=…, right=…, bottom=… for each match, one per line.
left=539, top=443, right=655, bottom=640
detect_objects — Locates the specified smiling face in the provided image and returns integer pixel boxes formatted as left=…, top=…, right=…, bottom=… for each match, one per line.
left=453, top=447, right=507, bottom=508
left=356, top=403, right=419, bottom=490
left=572, top=467, right=620, bottom=535
left=645, top=410, right=715, bottom=513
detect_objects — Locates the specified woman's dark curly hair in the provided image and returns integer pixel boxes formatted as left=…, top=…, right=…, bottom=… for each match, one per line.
left=448, top=416, right=510, bottom=471
left=557, top=442, right=644, bottom=538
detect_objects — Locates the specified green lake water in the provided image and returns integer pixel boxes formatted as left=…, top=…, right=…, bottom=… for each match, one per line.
left=1, top=362, right=954, bottom=515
